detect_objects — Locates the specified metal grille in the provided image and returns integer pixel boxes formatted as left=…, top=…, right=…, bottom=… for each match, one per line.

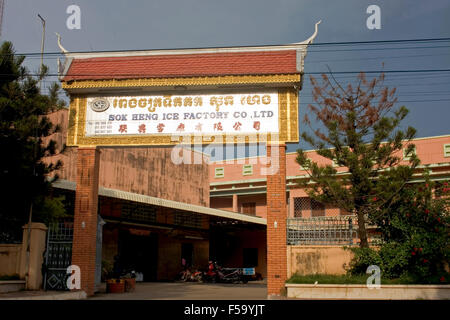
left=44, top=220, right=74, bottom=290
left=311, top=199, right=325, bottom=217
left=287, top=216, right=357, bottom=245
left=121, top=201, right=157, bottom=223
left=293, top=197, right=326, bottom=217
left=174, top=211, right=203, bottom=229
left=293, top=197, right=310, bottom=217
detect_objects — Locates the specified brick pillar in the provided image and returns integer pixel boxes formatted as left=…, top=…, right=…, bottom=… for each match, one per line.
left=232, top=194, right=239, bottom=212
left=266, top=143, right=287, bottom=298
left=72, top=147, right=100, bottom=296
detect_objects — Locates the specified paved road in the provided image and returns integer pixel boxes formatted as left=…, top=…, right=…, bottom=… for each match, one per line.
left=91, top=282, right=268, bottom=300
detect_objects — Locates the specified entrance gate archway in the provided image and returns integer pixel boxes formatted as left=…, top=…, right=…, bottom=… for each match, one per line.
left=57, top=22, right=319, bottom=296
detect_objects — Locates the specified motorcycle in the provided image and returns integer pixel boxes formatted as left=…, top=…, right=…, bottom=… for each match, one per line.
left=203, top=261, right=248, bottom=284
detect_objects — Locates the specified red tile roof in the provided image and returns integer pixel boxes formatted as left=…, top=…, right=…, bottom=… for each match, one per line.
left=63, top=50, right=298, bottom=81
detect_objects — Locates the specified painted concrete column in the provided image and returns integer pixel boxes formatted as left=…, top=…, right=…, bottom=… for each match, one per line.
left=266, top=143, right=287, bottom=298
left=289, top=193, right=294, bottom=218
left=72, top=147, right=100, bottom=296
left=19, top=222, right=47, bottom=290
left=232, top=194, right=239, bottom=212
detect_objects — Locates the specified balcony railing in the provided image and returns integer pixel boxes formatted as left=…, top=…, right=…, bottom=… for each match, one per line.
left=287, top=215, right=358, bottom=245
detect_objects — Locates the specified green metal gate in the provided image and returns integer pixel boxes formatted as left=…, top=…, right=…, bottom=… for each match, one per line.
left=43, top=220, right=73, bottom=290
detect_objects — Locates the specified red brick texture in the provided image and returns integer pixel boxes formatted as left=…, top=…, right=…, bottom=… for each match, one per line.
left=266, top=144, right=287, bottom=297
left=71, top=148, right=100, bottom=296
left=63, top=50, right=298, bottom=81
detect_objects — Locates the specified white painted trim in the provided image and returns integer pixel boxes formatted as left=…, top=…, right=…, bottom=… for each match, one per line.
left=444, top=144, right=450, bottom=157
left=286, top=284, right=450, bottom=300
left=210, top=178, right=267, bottom=186
left=285, top=134, right=450, bottom=156
left=65, top=45, right=308, bottom=60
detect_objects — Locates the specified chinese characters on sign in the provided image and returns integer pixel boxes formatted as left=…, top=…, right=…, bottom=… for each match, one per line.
left=85, top=92, right=279, bottom=136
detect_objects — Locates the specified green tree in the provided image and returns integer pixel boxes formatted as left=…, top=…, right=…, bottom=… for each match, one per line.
left=296, top=72, right=419, bottom=248
left=0, top=41, right=66, bottom=242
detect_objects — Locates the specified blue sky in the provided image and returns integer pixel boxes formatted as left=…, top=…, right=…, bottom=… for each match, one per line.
left=2, top=0, right=450, bottom=159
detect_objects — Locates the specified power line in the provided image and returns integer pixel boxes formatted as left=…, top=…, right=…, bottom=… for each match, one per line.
left=307, top=53, right=450, bottom=63
left=8, top=68, right=448, bottom=77
left=306, top=69, right=450, bottom=75
left=3, top=37, right=450, bottom=57
left=308, top=45, right=450, bottom=53
left=22, top=51, right=450, bottom=64
left=307, top=37, right=450, bottom=46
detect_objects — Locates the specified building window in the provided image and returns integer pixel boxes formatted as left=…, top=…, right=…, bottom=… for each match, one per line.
left=242, top=164, right=253, bottom=176
left=293, top=197, right=325, bottom=217
left=215, top=167, right=224, bottom=178
left=242, top=203, right=256, bottom=215
left=294, top=197, right=310, bottom=217
left=243, top=248, right=258, bottom=267
left=444, top=144, right=450, bottom=158
left=403, top=146, right=416, bottom=160
left=311, top=199, right=325, bottom=217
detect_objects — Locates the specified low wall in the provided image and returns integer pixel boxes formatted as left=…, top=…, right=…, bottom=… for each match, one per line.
left=286, top=284, right=450, bottom=300
left=0, top=280, right=26, bottom=293
left=0, top=223, right=47, bottom=291
left=287, top=245, right=354, bottom=277
left=0, top=244, right=22, bottom=276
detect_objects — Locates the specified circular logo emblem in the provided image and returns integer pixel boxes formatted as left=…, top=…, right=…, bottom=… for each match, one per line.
left=90, top=98, right=110, bottom=112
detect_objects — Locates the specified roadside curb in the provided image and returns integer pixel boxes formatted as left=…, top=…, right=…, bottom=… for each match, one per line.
left=1, top=290, right=87, bottom=300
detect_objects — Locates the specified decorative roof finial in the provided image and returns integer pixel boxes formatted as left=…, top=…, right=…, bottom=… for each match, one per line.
left=293, top=20, right=321, bottom=45
left=305, top=20, right=321, bottom=44
left=55, top=32, right=68, bottom=53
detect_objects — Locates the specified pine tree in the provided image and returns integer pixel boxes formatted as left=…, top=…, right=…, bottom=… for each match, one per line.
left=0, top=41, right=66, bottom=242
left=296, top=72, right=419, bottom=248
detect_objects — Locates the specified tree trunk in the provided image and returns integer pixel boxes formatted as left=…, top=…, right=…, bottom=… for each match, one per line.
left=356, top=211, right=369, bottom=248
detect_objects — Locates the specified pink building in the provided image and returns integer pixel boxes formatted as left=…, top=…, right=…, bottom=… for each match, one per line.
left=209, top=135, right=450, bottom=218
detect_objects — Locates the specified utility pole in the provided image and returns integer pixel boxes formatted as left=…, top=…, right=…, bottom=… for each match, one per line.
left=0, top=0, right=5, bottom=38
left=24, top=13, right=45, bottom=290
left=38, top=14, right=46, bottom=87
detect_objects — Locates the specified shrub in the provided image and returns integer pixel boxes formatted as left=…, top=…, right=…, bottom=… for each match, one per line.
left=346, top=247, right=381, bottom=276
left=347, top=178, right=450, bottom=284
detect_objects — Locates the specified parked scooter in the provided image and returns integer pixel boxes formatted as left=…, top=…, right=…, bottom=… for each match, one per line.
left=203, top=261, right=219, bottom=283
left=203, top=261, right=248, bottom=284
left=176, top=267, right=203, bottom=282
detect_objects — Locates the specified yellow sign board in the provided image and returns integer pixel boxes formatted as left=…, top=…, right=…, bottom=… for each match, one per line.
left=67, top=89, right=298, bottom=146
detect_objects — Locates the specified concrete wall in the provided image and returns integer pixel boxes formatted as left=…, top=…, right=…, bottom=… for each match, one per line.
left=287, top=245, right=354, bottom=277
left=0, top=223, right=47, bottom=290
left=0, top=244, right=22, bottom=276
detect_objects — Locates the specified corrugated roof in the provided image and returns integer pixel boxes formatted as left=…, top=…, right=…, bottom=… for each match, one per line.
left=53, top=179, right=266, bottom=225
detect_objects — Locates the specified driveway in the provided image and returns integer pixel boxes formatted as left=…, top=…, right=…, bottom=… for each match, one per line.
left=90, top=281, right=267, bottom=300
